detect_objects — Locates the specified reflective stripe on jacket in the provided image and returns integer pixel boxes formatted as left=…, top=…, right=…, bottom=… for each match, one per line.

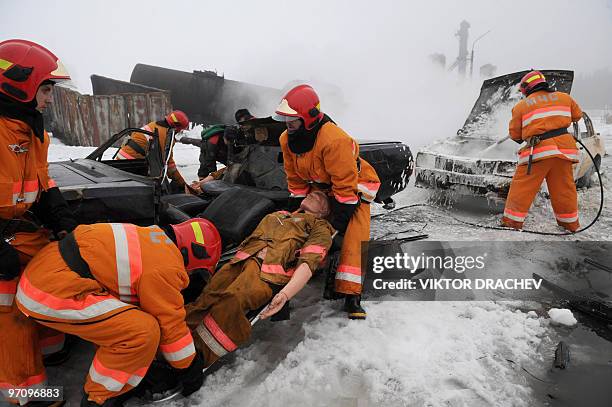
left=16, top=223, right=195, bottom=368
left=229, top=211, right=333, bottom=286
left=280, top=122, right=381, bottom=204
left=116, top=122, right=186, bottom=186
left=509, top=91, right=582, bottom=166
left=0, top=117, right=55, bottom=219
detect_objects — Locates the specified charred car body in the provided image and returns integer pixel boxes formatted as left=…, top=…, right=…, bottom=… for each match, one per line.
left=414, top=70, right=606, bottom=199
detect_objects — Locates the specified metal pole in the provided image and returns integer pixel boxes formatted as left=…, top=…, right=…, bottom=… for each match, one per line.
left=470, top=30, right=492, bottom=79
left=470, top=50, right=475, bottom=78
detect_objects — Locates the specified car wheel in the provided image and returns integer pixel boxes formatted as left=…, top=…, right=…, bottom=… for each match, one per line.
left=576, top=155, right=601, bottom=189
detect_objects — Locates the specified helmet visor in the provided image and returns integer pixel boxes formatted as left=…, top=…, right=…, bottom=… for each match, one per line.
left=272, top=112, right=301, bottom=122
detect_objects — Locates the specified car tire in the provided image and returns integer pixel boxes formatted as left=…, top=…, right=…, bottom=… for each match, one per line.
left=576, top=155, right=601, bottom=189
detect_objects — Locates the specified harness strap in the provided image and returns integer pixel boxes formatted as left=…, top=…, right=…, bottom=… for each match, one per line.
left=526, top=127, right=570, bottom=174
left=126, top=138, right=147, bottom=157
left=58, top=232, right=94, bottom=279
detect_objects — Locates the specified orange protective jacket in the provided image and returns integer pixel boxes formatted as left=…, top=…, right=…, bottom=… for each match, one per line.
left=229, top=211, right=333, bottom=285
left=280, top=122, right=380, bottom=204
left=116, top=121, right=186, bottom=186
left=16, top=223, right=196, bottom=369
left=0, top=117, right=55, bottom=220
left=509, top=90, right=582, bottom=166
left=0, top=117, right=57, bottom=312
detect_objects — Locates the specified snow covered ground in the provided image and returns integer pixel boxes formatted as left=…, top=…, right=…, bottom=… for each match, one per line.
left=45, top=116, right=611, bottom=406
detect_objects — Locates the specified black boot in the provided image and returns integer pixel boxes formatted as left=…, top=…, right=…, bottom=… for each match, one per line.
left=43, top=335, right=74, bottom=367
left=344, top=295, right=367, bottom=320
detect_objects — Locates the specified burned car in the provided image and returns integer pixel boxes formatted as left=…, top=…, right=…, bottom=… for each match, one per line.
left=50, top=119, right=414, bottom=251
left=414, top=70, right=606, bottom=199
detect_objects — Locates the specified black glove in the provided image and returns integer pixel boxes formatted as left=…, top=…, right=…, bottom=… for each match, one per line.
left=329, top=198, right=358, bottom=234
left=30, top=187, right=78, bottom=237
left=287, top=196, right=305, bottom=212
left=0, top=239, right=20, bottom=281
left=176, top=352, right=205, bottom=397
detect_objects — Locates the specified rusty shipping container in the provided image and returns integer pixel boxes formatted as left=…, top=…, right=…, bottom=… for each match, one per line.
left=45, top=83, right=172, bottom=146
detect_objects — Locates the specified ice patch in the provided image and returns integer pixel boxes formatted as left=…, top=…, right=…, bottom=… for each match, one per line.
left=548, top=308, right=578, bottom=327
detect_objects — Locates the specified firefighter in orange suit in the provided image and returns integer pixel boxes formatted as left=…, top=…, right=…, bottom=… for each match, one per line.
left=0, top=39, right=78, bottom=406
left=186, top=191, right=333, bottom=367
left=272, top=85, right=380, bottom=320
left=502, top=71, right=582, bottom=232
left=115, top=110, right=189, bottom=189
left=15, top=219, right=222, bottom=406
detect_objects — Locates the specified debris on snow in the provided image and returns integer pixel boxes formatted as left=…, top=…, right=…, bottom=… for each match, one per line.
left=548, top=308, right=578, bottom=327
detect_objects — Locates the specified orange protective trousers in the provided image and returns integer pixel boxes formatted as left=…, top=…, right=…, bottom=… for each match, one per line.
left=0, top=231, right=65, bottom=405
left=32, top=309, right=160, bottom=405
left=335, top=202, right=371, bottom=295
left=502, top=158, right=579, bottom=232
left=186, top=259, right=272, bottom=368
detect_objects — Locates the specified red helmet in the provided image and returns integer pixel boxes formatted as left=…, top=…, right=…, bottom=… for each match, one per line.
left=165, top=110, right=189, bottom=131
left=519, top=70, right=547, bottom=96
left=0, top=39, right=70, bottom=102
left=273, top=84, right=324, bottom=130
left=171, top=218, right=221, bottom=273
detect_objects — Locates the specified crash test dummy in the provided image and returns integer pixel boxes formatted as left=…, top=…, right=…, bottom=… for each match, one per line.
left=186, top=191, right=333, bottom=367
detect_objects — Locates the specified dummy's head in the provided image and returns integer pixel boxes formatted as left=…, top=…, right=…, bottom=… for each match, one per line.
left=299, top=191, right=330, bottom=219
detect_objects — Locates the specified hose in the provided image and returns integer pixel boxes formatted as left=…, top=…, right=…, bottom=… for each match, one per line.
left=375, top=139, right=604, bottom=236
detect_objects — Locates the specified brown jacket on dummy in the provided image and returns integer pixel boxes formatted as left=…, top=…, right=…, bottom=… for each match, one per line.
left=186, top=191, right=333, bottom=368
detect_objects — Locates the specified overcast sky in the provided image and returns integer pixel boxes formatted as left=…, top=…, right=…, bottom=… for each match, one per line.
left=4, top=0, right=612, bottom=145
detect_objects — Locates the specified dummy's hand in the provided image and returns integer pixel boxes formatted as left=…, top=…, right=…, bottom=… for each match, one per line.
left=186, top=181, right=203, bottom=195
left=260, top=291, right=289, bottom=319
left=200, top=175, right=214, bottom=184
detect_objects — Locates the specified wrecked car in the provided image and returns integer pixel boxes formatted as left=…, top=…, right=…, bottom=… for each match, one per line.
left=49, top=119, right=414, bottom=250
left=414, top=70, right=606, bottom=199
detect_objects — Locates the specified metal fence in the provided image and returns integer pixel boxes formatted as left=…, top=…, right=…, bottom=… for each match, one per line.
left=45, top=85, right=172, bottom=146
